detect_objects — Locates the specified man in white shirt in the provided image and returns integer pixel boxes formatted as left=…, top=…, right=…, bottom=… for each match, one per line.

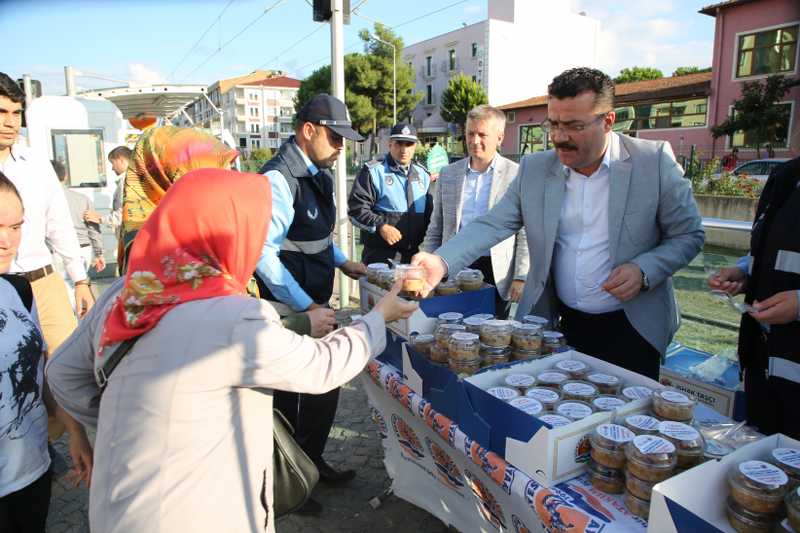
left=0, top=72, right=94, bottom=355
left=421, top=105, right=528, bottom=318
left=413, top=68, right=703, bottom=378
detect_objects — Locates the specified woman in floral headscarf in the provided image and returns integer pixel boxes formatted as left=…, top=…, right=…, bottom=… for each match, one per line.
left=46, top=168, right=416, bottom=533
left=118, top=126, right=239, bottom=271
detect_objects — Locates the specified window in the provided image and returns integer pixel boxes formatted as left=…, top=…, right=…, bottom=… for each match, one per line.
left=250, top=123, right=260, bottom=133
left=613, top=97, right=708, bottom=132
left=249, top=107, right=259, bottom=117
left=736, top=25, right=798, bottom=78
left=448, top=49, right=456, bottom=71
left=51, top=129, right=106, bottom=187
left=426, top=56, right=432, bottom=76
left=426, top=85, right=433, bottom=105
left=239, top=138, right=247, bottom=148
left=506, top=111, right=516, bottom=124
left=518, top=125, right=548, bottom=155
left=729, top=102, right=791, bottom=149
left=472, top=75, right=477, bottom=82
left=471, top=42, right=478, bottom=57
left=251, top=139, right=261, bottom=149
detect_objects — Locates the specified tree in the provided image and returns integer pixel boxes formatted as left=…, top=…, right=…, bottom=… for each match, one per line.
left=711, top=75, right=800, bottom=157
left=295, top=23, right=421, bottom=155
left=614, top=67, right=663, bottom=84
left=439, top=73, right=488, bottom=153
left=672, top=66, right=712, bottom=77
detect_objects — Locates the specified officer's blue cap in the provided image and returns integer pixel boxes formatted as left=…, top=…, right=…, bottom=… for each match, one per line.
left=296, top=93, right=364, bottom=141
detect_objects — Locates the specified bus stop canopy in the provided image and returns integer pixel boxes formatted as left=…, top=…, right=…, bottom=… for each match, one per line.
left=80, top=84, right=208, bottom=119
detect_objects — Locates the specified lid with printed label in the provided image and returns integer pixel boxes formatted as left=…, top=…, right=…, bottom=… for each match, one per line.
left=438, top=312, right=464, bottom=323
left=587, top=373, right=620, bottom=385
left=555, top=400, right=594, bottom=421
left=536, top=371, right=569, bottom=386
left=470, top=313, right=495, bottom=321
left=704, top=439, right=735, bottom=460
left=625, top=435, right=678, bottom=470
left=657, top=421, right=705, bottom=453
left=592, top=423, right=635, bottom=451
left=561, top=381, right=599, bottom=399
left=486, top=386, right=520, bottom=401
left=622, top=386, right=654, bottom=401
left=592, top=395, right=627, bottom=411
left=555, top=359, right=589, bottom=373
left=733, top=460, right=790, bottom=491
left=624, top=414, right=661, bottom=435
left=655, top=389, right=693, bottom=405
left=508, top=397, right=544, bottom=416
left=771, top=448, right=800, bottom=477
left=539, top=414, right=571, bottom=428
left=525, top=387, right=561, bottom=405
left=504, top=373, right=536, bottom=389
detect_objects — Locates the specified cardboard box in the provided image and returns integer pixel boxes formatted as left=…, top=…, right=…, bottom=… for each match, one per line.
left=463, top=350, right=663, bottom=487
left=358, top=277, right=495, bottom=338
left=649, top=433, right=800, bottom=533
left=660, top=345, right=745, bottom=420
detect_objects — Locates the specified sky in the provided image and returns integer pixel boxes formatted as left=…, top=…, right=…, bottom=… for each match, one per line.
left=3, top=0, right=716, bottom=96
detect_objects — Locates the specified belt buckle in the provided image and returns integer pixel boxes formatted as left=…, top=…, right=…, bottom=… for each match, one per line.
left=95, top=366, right=108, bottom=388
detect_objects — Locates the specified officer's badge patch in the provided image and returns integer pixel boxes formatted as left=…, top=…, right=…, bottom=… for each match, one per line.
left=385, top=174, right=394, bottom=186
left=402, top=125, right=411, bottom=135
left=307, top=208, right=318, bottom=220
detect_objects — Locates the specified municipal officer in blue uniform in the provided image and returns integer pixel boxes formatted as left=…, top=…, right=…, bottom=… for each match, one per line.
left=348, top=124, right=432, bottom=265
left=255, top=94, right=366, bottom=514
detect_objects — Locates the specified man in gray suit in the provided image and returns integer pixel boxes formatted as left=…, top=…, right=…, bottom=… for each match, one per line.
left=421, top=105, right=528, bottom=318
left=413, top=68, right=704, bottom=378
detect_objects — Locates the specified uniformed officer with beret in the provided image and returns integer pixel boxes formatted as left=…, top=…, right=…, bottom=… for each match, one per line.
left=348, top=123, right=432, bottom=265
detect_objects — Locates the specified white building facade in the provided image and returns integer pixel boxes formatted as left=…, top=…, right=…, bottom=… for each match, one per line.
left=403, top=0, right=600, bottom=144
left=183, top=71, right=299, bottom=155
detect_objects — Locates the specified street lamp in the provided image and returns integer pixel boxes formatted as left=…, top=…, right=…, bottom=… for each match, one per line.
left=367, top=32, right=396, bottom=125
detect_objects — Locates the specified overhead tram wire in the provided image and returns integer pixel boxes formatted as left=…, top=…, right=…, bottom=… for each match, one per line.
left=256, top=23, right=327, bottom=71
left=288, top=0, right=468, bottom=77
left=168, top=0, right=237, bottom=81
left=181, top=0, right=289, bottom=82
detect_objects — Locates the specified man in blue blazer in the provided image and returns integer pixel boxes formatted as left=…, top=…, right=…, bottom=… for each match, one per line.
left=412, top=68, right=704, bottom=378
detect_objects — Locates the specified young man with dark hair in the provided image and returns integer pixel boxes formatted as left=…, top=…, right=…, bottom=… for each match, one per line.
left=84, top=145, right=131, bottom=234
left=0, top=71, right=94, bottom=347
left=413, top=67, right=704, bottom=378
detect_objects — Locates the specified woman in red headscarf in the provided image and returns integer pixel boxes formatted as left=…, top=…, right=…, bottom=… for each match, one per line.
left=45, top=168, right=416, bottom=533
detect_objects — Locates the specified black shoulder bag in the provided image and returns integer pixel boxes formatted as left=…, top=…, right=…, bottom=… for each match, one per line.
left=96, top=337, right=319, bottom=518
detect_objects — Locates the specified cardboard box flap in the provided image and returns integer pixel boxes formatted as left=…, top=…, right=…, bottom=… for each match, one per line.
left=416, top=285, right=496, bottom=321
left=376, top=329, right=406, bottom=370
left=462, top=379, right=547, bottom=455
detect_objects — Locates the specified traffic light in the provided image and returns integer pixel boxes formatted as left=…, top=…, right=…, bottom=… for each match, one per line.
left=312, top=0, right=350, bottom=24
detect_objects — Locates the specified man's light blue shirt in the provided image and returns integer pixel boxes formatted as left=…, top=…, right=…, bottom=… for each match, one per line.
left=256, top=141, right=347, bottom=312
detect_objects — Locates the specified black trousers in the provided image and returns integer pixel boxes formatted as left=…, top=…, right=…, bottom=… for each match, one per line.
left=470, top=255, right=511, bottom=319
left=361, top=246, right=417, bottom=266
left=558, top=301, right=661, bottom=380
left=744, top=366, right=800, bottom=439
left=274, top=388, right=341, bottom=464
left=0, top=469, right=52, bottom=533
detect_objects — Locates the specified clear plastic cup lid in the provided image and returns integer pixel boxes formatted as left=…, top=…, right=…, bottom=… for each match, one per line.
left=450, top=332, right=480, bottom=342
left=771, top=448, right=800, bottom=474
left=537, top=371, right=569, bottom=384
left=486, top=386, right=520, bottom=401
left=525, top=387, right=561, bottom=403
left=592, top=395, right=626, bottom=411
left=438, top=312, right=464, bottom=321
left=367, top=262, right=389, bottom=270
left=555, top=360, right=588, bottom=372
left=587, top=373, right=620, bottom=385
left=735, top=460, right=789, bottom=490
left=411, top=333, right=435, bottom=343
left=470, top=313, right=495, bottom=321
left=623, top=386, right=654, bottom=400
left=522, top=315, right=549, bottom=325
left=543, top=331, right=564, bottom=340
left=539, top=414, right=571, bottom=427
left=504, top=373, right=535, bottom=388
left=625, top=414, right=660, bottom=432
left=508, top=397, right=544, bottom=416
left=464, top=316, right=487, bottom=326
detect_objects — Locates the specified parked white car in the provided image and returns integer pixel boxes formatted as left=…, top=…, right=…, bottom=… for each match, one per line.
left=725, top=158, right=789, bottom=181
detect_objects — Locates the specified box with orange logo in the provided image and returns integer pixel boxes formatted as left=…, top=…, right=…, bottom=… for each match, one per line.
left=461, top=350, right=663, bottom=487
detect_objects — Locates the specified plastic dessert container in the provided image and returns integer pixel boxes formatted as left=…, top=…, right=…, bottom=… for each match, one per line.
left=725, top=497, right=776, bottom=533
left=728, top=460, right=790, bottom=514
left=409, top=334, right=434, bottom=358
left=588, top=460, right=625, bottom=494
left=560, top=380, right=599, bottom=402
left=652, top=388, right=695, bottom=421
left=554, top=400, right=594, bottom=421
left=590, top=423, right=635, bottom=469
left=623, top=414, right=661, bottom=436
left=366, top=262, right=389, bottom=284
left=657, top=421, right=706, bottom=469
left=592, top=395, right=627, bottom=412
left=536, top=371, right=569, bottom=389
left=435, top=278, right=460, bottom=296
left=554, top=359, right=590, bottom=380
left=456, top=268, right=484, bottom=291
left=524, top=387, right=562, bottom=411
left=479, top=319, right=514, bottom=348
left=624, top=435, right=678, bottom=482
left=504, top=373, right=536, bottom=393
left=586, top=373, right=622, bottom=395
left=511, top=323, right=543, bottom=351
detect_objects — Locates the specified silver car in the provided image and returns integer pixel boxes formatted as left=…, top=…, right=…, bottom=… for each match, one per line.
left=727, top=158, right=789, bottom=181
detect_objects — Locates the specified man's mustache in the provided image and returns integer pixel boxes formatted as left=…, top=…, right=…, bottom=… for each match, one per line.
left=554, top=142, right=578, bottom=151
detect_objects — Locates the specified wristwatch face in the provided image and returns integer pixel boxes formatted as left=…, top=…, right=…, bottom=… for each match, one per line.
left=641, top=272, right=649, bottom=290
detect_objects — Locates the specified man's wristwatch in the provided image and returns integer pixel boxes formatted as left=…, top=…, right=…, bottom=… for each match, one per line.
left=641, top=271, right=650, bottom=291
left=75, top=279, right=92, bottom=287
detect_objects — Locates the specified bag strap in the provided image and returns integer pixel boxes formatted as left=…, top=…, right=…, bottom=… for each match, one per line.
left=96, top=336, right=140, bottom=389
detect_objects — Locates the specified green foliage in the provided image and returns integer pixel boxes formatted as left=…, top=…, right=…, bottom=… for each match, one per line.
left=690, top=157, right=764, bottom=199
left=294, top=23, right=422, bottom=148
left=711, top=75, right=800, bottom=155
left=613, top=67, right=664, bottom=83
left=672, top=66, right=712, bottom=77
left=439, top=74, right=488, bottom=153
left=249, top=147, right=272, bottom=161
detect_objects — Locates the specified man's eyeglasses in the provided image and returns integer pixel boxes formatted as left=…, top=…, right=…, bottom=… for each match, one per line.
left=541, top=112, right=609, bottom=134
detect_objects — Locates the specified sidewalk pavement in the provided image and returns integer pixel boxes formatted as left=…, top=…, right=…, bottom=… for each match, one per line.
left=46, top=291, right=450, bottom=532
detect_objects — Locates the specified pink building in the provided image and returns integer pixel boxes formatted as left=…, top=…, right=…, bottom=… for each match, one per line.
left=701, top=0, right=799, bottom=158
left=498, top=0, right=799, bottom=162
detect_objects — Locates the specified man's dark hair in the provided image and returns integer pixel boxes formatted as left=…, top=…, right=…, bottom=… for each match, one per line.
left=548, top=67, right=615, bottom=110
left=0, top=72, right=25, bottom=104
left=108, top=145, right=132, bottom=162
left=0, top=171, right=22, bottom=203
left=51, top=160, right=67, bottom=182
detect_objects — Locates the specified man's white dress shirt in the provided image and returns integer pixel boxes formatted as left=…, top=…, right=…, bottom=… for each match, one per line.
left=554, top=133, right=621, bottom=314
left=2, top=143, right=87, bottom=283
left=460, top=154, right=497, bottom=257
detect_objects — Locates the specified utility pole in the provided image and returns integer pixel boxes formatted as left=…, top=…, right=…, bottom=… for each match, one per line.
left=330, top=0, right=349, bottom=308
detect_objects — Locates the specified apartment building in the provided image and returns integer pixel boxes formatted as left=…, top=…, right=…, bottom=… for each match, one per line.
left=183, top=70, right=300, bottom=154
left=402, top=0, right=600, bottom=144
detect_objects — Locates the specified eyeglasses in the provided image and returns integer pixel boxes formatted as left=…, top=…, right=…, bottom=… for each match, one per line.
left=541, top=112, right=609, bottom=134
